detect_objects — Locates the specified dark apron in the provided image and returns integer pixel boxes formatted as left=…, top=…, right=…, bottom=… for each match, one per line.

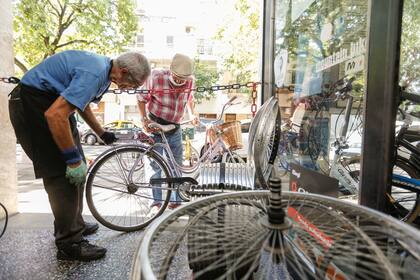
left=8, top=84, right=84, bottom=179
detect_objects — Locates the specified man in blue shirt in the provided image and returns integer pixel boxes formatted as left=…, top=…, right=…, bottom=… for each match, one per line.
left=8, top=50, right=150, bottom=261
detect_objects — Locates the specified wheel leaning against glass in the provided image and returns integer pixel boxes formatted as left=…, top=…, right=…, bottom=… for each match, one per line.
left=252, top=96, right=281, bottom=188
left=85, top=144, right=173, bottom=232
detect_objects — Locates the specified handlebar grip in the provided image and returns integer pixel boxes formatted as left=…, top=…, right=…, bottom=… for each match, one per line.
left=401, top=91, right=420, bottom=104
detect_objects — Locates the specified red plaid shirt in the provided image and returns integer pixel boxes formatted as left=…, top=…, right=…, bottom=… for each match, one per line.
left=137, top=69, right=194, bottom=124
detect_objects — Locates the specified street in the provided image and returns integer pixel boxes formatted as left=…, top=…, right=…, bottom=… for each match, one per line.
left=16, top=144, right=109, bottom=214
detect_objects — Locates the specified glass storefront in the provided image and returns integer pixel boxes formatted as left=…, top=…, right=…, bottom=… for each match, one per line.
left=273, top=0, right=368, bottom=196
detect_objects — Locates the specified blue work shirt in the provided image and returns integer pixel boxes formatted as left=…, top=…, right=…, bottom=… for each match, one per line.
left=21, top=50, right=112, bottom=111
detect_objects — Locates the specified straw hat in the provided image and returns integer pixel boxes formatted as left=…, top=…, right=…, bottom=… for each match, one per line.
left=170, top=53, right=194, bottom=79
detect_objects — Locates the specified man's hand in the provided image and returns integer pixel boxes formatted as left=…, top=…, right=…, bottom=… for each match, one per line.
left=143, top=118, right=158, bottom=134
left=65, top=161, right=87, bottom=186
left=100, top=131, right=118, bottom=145
left=191, top=115, right=199, bottom=126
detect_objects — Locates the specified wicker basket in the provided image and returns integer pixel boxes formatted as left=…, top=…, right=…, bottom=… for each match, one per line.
left=208, top=121, right=243, bottom=150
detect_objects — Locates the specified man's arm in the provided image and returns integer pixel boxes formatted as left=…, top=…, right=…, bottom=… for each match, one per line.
left=137, top=100, right=154, bottom=133
left=77, top=105, right=105, bottom=136
left=44, top=96, right=78, bottom=152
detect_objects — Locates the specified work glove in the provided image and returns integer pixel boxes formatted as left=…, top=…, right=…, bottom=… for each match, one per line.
left=65, top=161, right=88, bottom=187
left=100, top=131, right=118, bottom=145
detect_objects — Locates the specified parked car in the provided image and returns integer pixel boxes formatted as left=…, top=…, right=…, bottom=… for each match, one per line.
left=81, top=120, right=141, bottom=145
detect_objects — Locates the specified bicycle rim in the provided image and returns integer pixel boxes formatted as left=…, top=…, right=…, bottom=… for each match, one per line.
left=86, top=146, right=172, bottom=232
left=136, top=191, right=420, bottom=280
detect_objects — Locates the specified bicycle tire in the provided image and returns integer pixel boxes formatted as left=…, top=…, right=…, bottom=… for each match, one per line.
left=388, top=156, right=420, bottom=223
left=307, top=106, right=330, bottom=174
left=341, top=155, right=420, bottom=223
left=86, top=145, right=172, bottom=232
left=0, top=202, right=8, bottom=239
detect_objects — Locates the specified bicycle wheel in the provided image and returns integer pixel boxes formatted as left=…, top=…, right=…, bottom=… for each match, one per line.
left=388, top=156, right=420, bottom=223
left=253, top=96, right=281, bottom=187
left=221, top=151, right=246, bottom=163
left=0, top=202, right=8, bottom=239
left=277, top=132, right=298, bottom=176
left=307, top=106, right=330, bottom=174
left=135, top=190, right=420, bottom=280
left=86, top=145, right=172, bottom=232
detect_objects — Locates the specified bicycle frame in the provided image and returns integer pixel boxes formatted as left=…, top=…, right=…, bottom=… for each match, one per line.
left=329, top=95, right=359, bottom=194
left=152, top=128, right=237, bottom=178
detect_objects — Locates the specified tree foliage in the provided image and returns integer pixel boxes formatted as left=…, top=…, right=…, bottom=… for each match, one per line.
left=400, top=0, right=420, bottom=92
left=193, top=58, right=219, bottom=104
left=213, top=0, right=260, bottom=92
left=13, top=0, right=138, bottom=73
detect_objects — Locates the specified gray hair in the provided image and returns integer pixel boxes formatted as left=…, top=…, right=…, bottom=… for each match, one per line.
left=115, top=51, right=151, bottom=86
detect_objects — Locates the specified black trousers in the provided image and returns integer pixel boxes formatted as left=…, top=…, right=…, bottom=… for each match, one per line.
left=43, top=176, right=85, bottom=247
left=8, top=84, right=85, bottom=247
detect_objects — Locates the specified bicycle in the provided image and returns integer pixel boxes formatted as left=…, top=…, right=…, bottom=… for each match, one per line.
left=305, top=81, right=420, bottom=223
left=85, top=96, right=250, bottom=231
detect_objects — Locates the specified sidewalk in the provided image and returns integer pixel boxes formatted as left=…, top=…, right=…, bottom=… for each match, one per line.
left=0, top=146, right=144, bottom=280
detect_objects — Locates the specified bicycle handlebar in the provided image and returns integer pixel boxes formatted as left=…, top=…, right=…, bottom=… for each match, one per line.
left=228, top=96, right=237, bottom=104
left=401, top=91, right=420, bottom=104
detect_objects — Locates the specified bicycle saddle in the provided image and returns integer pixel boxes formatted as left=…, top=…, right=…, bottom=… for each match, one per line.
left=148, top=122, right=177, bottom=132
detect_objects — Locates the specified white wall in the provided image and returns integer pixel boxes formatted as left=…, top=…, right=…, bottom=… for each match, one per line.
left=0, top=0, right=18, bottom=215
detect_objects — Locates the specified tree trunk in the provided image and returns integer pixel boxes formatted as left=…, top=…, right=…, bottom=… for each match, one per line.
left=14, top=57, right=28, bottom=73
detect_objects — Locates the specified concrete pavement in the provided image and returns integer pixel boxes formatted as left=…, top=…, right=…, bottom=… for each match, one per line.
left=0, top=145, right=143, bottom=280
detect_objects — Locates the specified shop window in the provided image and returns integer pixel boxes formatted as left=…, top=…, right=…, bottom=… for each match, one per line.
left=274, top=0, right=368, bottom=187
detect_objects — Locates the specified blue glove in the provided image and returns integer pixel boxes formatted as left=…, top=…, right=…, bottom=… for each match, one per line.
left=65, top=161, right=87, bottom=186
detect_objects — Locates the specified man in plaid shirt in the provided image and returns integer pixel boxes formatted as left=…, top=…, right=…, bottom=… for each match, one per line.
left=137, top=53, right=197, bottom=210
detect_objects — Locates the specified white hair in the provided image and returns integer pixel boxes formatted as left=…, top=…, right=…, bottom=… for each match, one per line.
left=115, top=52, right=151, bottom=86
